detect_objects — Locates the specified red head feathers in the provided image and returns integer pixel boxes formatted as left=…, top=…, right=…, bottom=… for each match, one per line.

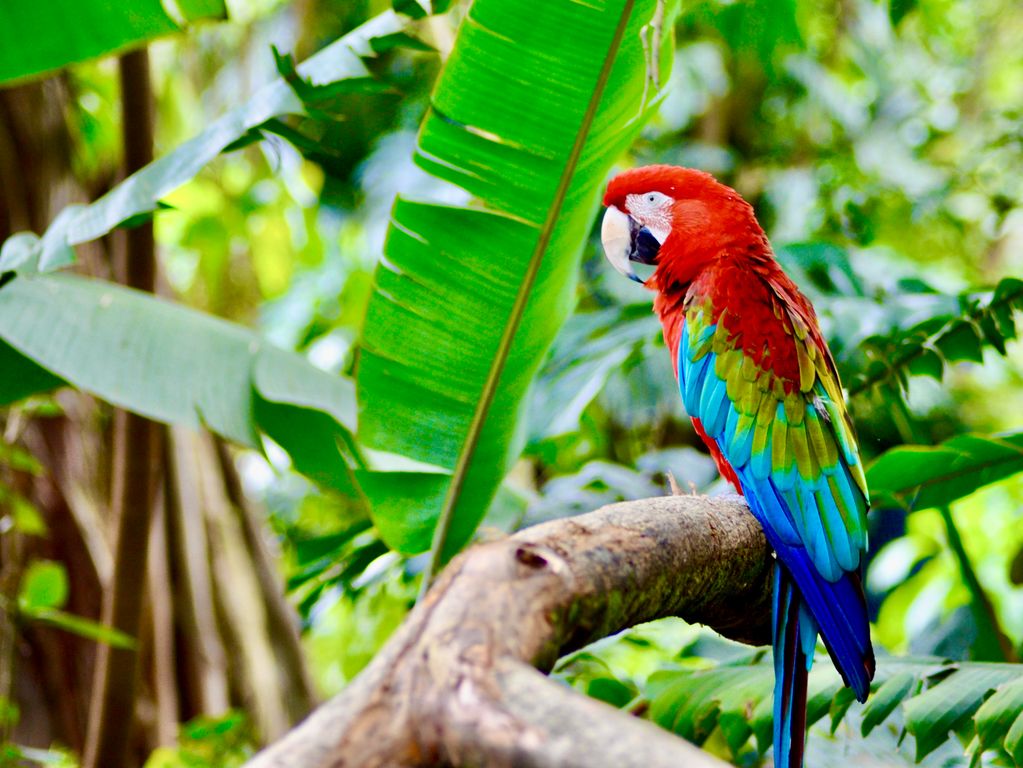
left=600, top=164, right=770, bottom=291
left=600, top=164, right=829, bottom=398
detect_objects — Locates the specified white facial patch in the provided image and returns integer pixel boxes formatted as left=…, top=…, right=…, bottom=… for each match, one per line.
left=600, top=205, right=633, bottom=279
left=625, top=191, right=674, bottom=243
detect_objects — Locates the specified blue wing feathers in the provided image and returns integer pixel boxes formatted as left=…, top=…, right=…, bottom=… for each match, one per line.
left=729, top=415, right=754, bottom=466
left=681, top=347, right=712, bottom=414
left=701, top=376, right=730, bottom=437
left=816, top=488, right=858, bottom=572
left=751, top=428, right=774, bottom=479
left=725, top=405, right=742, bottom=452
left=792, top=483, right=835, bottom=581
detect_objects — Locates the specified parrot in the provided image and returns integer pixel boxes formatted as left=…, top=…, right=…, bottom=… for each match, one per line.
left=600, top=165, right=874, bottom=767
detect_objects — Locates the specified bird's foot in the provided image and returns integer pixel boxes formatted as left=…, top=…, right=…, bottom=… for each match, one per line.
left=666, top=472, right=702, bottom=497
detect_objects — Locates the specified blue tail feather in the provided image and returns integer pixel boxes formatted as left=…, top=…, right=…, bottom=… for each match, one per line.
left=773, top=564, right=808, bottom=768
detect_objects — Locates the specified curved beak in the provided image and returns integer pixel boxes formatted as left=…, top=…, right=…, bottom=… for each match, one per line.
left=600, top=205, right=662, bottom=284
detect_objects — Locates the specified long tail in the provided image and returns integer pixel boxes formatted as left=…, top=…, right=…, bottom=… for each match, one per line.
left=773, top=563, right=809, bottom=768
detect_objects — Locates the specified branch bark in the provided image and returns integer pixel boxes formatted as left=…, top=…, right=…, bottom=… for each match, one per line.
left=246, top=495, right=772, bottom=768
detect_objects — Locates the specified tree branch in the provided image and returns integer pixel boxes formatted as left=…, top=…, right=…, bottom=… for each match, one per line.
left=245, top=495, right=772, bottom=768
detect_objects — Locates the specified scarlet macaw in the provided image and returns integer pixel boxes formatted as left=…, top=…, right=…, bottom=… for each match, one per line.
left=600, top=165, right=874, bottom=767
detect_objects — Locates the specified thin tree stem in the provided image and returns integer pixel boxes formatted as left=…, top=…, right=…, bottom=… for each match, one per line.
left=938, top=505, right=1018, bottom=662
left=83, top=47, right=162, bottom=768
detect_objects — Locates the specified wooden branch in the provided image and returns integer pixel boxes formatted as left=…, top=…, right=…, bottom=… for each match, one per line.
left=246, top=495, right=772, bottom=768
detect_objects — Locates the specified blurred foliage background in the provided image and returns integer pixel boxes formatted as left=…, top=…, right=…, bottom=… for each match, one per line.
left=0, top=0, right=1021, bottom=766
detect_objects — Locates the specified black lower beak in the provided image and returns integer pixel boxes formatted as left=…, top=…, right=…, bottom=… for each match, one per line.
left=629, top=218, right=661, bottom=266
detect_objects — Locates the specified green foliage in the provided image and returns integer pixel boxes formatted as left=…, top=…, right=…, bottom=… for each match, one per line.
left=0, top=743, right=77, bottom=767
left=0, top=11, right=406, bottom=276
left=15, top=559, right=134, bottom=649
left=21, top=608, right=135, bottom=650
left=0, top=443, right=47, bottom=537
left=529, top=304, right=662, bottom=444
left=392, top=0, right=430, bottom=20
left=850, top=278, right=1023, bottom=397
left=0, top=0, right=227, bottom=86
left=303, top=571, right=416, bottom=695
left=356, top=0, right=679, bottom=564
left=641, top=643, right=1023, bottom=766
left=142, top=712, right=254, bottom=768
left=17, top=560, right=67, bottom=612
left=0, top=274, right=358, bottom=495
left=869, top=431, right=1023, bottom=512
left=0, top=339, right=65, bottom=407
left=286, top=519, right=388, bottom=620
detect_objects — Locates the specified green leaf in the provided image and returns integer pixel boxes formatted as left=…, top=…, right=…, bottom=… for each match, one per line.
left=7, top=745, right=76, bottom=766
left=890, top=0, right=917, bottom=26
left=905, top=347, right=944, bottom=380
left=17, top=560, right=68, bottom=611
left=905, top=665, right=1018, bottom=761
left=293, top=521, right=373, bottom=568
left=828, top=686, right=858, bottom=734
left=697, top=0, right=802, bottom=74
left=975, top=677, right=1023, bottom=753
left=0, top=11, right=407, bottom=274
left=0, top=273, right=254, bottom=444
left=935, top=321, right=985, bottom=363
left=0, top=232, right=42, bottom=273
left=867, top=431, right=1023, bottom=512
left=8, top=494, right=48, bottom=537
left=0, top=0, right=227, bottom=85
left=806, top=665, right=845, bottom=727
left=271, top=46, right=392, bottom=121
left=175, top=0, right=230, bottom=19
left=0, top=340, right=66, bottom=407
left=356, top=0, right=678, bottom=560
left=1006, top=707, right=1023, bottom=765
left=861, top=670, right=918, bottom=736
left=355, top=470, right=451, bottom=553
left=22, top=608, right=135, bottom=649
left=0, top=442, right=43, bottom=476
left=253, top=345, right=359, bottom=495
left=0, top=273, right=358, bottom=490
left=774, top=242, right=863, bottom=299
left=392, top=0, right=429, bottom=20
left=585, top=677, right=636, bottom=708
left=369, top=32, right=436, bottom=54
left=649, top=665, right=772, bottom=748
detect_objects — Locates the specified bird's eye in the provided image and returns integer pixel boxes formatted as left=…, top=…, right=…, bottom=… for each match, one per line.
left=646, top=194, right=657, bottom=203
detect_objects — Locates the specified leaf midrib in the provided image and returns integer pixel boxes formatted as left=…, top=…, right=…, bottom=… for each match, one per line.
left=419, top=0, right=640, bottom=591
